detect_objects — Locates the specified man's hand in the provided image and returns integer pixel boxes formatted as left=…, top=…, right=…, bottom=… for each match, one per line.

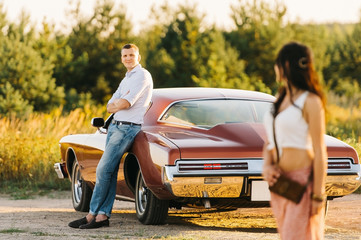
left=107, top=98, right=130, bottom=113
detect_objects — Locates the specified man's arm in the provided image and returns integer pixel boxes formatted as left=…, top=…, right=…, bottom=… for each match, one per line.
left=107, top=98, right=131, bottom=113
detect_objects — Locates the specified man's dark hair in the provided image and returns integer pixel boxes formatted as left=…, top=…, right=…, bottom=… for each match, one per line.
left=122, top=43, right=139, bottom=53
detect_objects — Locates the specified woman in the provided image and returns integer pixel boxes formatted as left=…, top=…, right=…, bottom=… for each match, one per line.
left=262, top=42, right=327, bottom=239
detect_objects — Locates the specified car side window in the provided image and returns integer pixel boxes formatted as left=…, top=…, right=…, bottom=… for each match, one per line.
left=161, top=104, right=195, bottom=126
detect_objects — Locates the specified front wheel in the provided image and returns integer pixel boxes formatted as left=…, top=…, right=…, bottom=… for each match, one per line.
left=135, top=170, right=169, bottom=225
left=71, top=160, right=93, bottom=212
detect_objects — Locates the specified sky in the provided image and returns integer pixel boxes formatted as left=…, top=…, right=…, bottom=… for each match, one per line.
left=1, top=0, right=361, bottom=33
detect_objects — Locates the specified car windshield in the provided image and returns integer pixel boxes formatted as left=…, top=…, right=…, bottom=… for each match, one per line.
left=160, top=99, right=273, bottom=129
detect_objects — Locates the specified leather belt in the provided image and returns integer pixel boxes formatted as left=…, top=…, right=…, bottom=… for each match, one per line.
left=111, top=119, right=141, bottom=126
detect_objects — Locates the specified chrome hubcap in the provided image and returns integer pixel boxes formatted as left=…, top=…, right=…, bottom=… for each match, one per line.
left=137, top=177, right=148, bottom=213
left=73, top=162, right=83, bottom=204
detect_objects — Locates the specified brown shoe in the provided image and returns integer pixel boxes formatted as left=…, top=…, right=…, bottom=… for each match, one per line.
left=68, top=217, right=88, bottom=228
left=79, top=218, right=109, bottom=229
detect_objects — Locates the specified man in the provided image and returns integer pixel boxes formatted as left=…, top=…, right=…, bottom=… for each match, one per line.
left=68, top=43, right=153, bottom=229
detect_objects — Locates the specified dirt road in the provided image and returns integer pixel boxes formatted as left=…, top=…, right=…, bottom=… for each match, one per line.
left=0, top=191, right=360, bottom=239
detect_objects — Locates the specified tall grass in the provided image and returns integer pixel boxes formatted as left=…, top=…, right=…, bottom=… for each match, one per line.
left=0, top=105, right=107, bottom=196
left=326, top=104, right=361, bottom=157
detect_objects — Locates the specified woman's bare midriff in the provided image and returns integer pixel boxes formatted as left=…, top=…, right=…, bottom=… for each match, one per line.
left=276, top=148, right=313, bottom=172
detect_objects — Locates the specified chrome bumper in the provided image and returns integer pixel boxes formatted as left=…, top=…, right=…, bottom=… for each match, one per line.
left=165, top=176, right=244, bottom=198
left=54, top=163, right=65, bottom=179
left=164, top=174, right=361, bottom=199
left=163, top=159, right=361, bottom=199
left=163, top=159, right=262, bottom=198
left=325, top=174, right=361, bottom=196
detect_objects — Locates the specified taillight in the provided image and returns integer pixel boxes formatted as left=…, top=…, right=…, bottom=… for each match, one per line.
left=179, top=162, right=248, bottom=171
left=328, top=161, right=351, bottom=169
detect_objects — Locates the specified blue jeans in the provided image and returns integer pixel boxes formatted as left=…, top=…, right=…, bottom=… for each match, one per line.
left=89, top=123, right=141, bottom=217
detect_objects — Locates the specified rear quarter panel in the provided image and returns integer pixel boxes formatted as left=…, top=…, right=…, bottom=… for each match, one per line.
left=131, top=127, right=181, bottom=199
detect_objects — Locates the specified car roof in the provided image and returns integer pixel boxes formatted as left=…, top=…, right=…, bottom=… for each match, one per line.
left=152, top=87, right=275, bottom=103
left=144, top=88, right=275, bottom=126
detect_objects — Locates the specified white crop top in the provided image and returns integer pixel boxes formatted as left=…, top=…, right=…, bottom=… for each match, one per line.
left=263, top=91, right=312, bottom=155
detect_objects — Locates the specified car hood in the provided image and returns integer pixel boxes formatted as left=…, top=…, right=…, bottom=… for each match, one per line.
left=160, top=123, right=266, bottom=159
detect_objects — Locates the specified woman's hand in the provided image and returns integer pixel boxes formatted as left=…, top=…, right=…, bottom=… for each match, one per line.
left=262, top=164, right=281, bottom=186
left=311, top=199, right=325, bottom=215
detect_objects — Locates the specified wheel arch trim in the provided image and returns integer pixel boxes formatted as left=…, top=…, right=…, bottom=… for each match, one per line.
left=123, top=153, right=141, bottom=194
left=65, top=147, right=79, bottom=180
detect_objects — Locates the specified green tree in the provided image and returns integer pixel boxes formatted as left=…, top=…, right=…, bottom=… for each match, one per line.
left=156, top=4, right=204, bottom=87
left=0, top=82, right=33, bottom=117
left=226, top=0, right=289, bottom=88
left=192, top=27, right=269, bottom=92
left=0, top=7, right=64, bottom=117
left=142, top=3, right=266, bottom=92
left=59, top=0, right=133, bottom=103
left=326, top=21, right=361, bottom=86
left=0, top=36, right=64, bottom=116
left=322, top=21, right=361, bottom=108
left=140, top=4, right=176, bottom=87
left=334, top=79, right=361, bottom=110
left=321, top=23, right=350, bottom=87
left=343, top=20, right=361, bottom=84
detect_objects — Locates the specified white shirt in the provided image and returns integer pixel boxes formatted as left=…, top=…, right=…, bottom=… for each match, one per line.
left=108, top=64, right=153, bottom=124
left=263, top=91, right=312, bottom=156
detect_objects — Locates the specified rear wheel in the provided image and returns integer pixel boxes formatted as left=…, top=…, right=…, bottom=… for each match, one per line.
left=135, top=170, right=169, bottom=225
left=71, top=160, right=93, bottom=212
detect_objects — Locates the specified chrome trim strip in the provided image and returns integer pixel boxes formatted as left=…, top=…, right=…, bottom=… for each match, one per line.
left=54, top=163, right=64, bottom=179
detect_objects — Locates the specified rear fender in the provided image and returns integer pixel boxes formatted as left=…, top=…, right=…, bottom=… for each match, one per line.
left=126, top=131, right=179, bottom=200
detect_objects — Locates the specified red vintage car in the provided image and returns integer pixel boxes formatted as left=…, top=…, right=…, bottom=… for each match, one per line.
left=54, top=87, right=361, bottom=225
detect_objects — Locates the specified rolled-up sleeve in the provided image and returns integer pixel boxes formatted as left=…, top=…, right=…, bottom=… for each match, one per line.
left=122, top=71, right=152, bottom=106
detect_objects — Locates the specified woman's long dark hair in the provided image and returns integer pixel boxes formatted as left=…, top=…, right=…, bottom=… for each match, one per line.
left=272, top=42, right=326, bottom=117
